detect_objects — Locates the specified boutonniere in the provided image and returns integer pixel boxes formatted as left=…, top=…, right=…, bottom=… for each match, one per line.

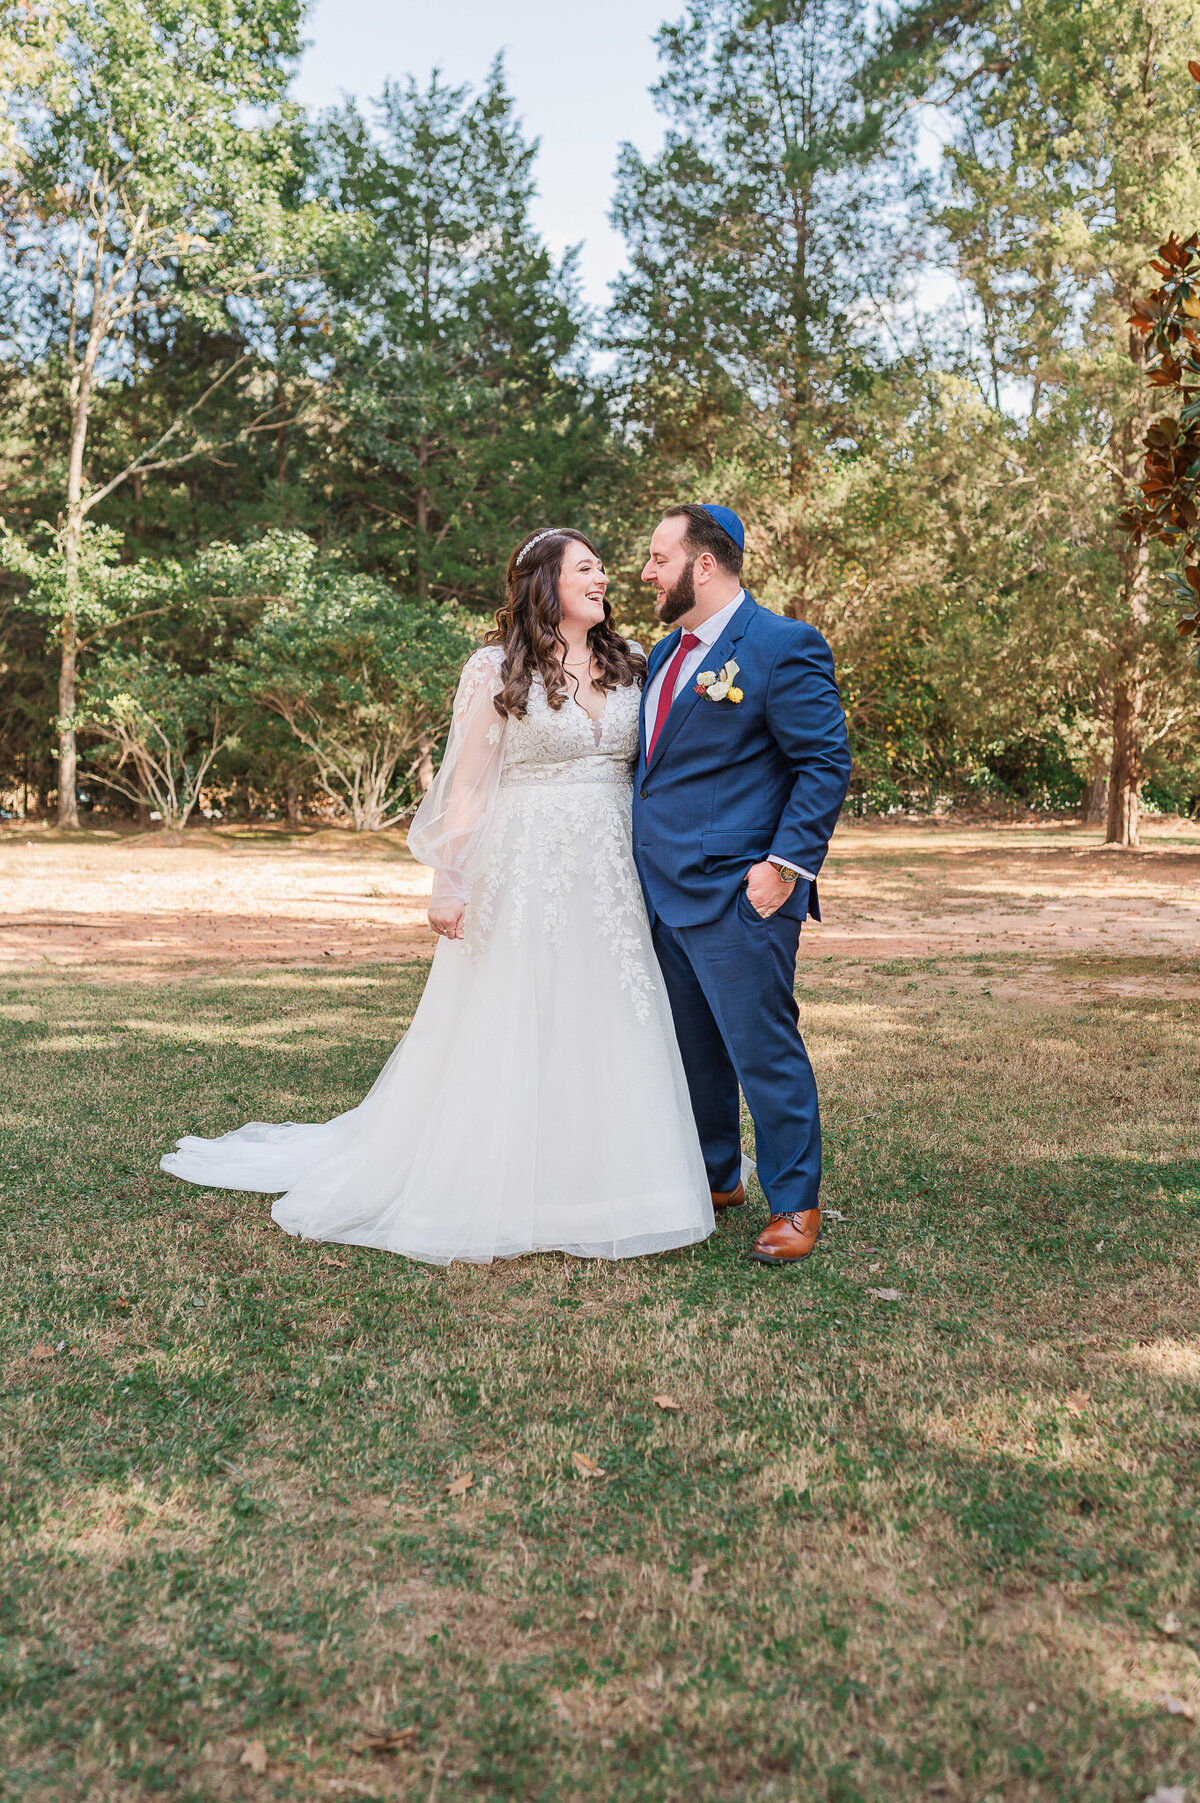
left=694, top=658, right=744, bottom=703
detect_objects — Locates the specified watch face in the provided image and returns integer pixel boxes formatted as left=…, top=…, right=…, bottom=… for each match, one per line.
left=778, top=868, right=798, bottom=883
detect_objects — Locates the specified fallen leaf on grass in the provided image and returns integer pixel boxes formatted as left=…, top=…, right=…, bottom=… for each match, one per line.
left=571, top=1452, right=606, bottom=1479
left=653, top=1394, right=682, bottom=1412
left=445, top=1472, right=473, bottom=1497
left=577, top=1608, right=597, bottom=1622
left=1157, top=1694, right=1195, bottom=1719
left=113, top=1296, right=134, bottom=1310
left=687, top=1563, right=709, bottom=1594
left=319, top=1255, right=347, bottom=1269
left=361, top=1725, right=417, bottom=1754
left=239, top=1739, right=269, bottom=1774
left=824, top=1209, right=848, bottom=1222
left=29, top=1344, right=56, bottom=1361
left=1066, top=1390, right=1091, bottom=1417
left=1144, top=1787, right=1187, bottom=1803
left=1159, top=1612, right=1183, bottom=1637
left=868, top=1288, right=904, bottom=1302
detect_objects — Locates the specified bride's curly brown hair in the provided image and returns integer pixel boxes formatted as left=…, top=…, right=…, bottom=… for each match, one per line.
left=486, top=528, right=646, bottom=721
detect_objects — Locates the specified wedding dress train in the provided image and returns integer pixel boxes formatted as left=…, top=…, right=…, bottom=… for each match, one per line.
left=161, top=647, right=715, bottom=1264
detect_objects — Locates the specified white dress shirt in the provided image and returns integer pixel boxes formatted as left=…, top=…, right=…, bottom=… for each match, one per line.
left=643, top=590, right=814, bottom=883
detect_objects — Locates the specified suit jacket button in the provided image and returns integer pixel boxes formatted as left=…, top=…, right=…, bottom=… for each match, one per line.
left=639, top=786, right=648, bottom=800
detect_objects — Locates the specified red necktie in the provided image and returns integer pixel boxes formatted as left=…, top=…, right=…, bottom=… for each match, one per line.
left=647, top=632, right=700, bottom=762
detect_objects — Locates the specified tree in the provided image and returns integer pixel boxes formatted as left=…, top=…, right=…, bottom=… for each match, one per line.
left=871, top=0, right=1200, bottom=843
left=0, top=0, right=315, bottom=826
left=1120, top=215, right=1200, bottom=642
left=80, top=650, right=230, bottom=829
left=605, top=0, right=916, bottom=617
left=216, top=533, right=475, bottom=830
left=313, top=61, right=606, bottom=606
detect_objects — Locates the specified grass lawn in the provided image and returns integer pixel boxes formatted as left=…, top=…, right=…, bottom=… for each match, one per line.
left=2, top=949, right=1198, bottom=1801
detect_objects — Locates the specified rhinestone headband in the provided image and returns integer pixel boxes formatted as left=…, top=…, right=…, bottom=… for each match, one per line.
left=515, top=528, right=567, bottom=568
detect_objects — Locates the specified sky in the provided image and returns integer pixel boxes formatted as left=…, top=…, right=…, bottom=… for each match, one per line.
left=293, top=0, right=673, bottom=312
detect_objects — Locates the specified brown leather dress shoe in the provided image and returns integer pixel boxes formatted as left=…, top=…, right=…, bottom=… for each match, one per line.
left=749, top=1209, right=821, bottom=1263
left=711, top=1180, right=746, bottom=1213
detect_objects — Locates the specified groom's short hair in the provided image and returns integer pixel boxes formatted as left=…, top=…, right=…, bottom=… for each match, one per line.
left=664, top=504, right=745, bottom=578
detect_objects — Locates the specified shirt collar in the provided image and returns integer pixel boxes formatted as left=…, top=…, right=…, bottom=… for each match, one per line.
left=691, top=589, right=746, bottom=648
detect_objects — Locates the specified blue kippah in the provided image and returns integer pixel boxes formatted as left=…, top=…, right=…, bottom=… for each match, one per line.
left=698, top=503, right=745, bottom=550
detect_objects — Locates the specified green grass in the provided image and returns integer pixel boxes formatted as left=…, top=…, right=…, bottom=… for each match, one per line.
left=2, top=957, right=1198, bottom=1802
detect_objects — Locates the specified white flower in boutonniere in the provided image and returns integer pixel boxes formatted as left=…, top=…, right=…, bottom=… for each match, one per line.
left=695, top=658, right=743, bottom=703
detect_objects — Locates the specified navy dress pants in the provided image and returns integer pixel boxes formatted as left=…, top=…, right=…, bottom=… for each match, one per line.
left=651, top=889, right=820, bottom=1216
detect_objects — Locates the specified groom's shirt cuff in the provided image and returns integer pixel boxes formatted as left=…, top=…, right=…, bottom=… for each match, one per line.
left=768, top=854, right=817, bottom=882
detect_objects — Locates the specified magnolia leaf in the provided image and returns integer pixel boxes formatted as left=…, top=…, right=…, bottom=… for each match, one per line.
left=239, top=1739, right=269, bottom=1774
left=446, top=1472, right=473, bottom=1497
left=1158, top=1694, right=1195, bottom=1719
left=571, top=1451, right=606, bottom=1479
left=1065, top=1390, right=1091, bottom=1416
left=319, top=1254, right=347, bottom=1268
left=687, top=1562, right=709, bottom=1594
left=1159, top=1612, right=1183, bottom=1636
left=1143, top=1787, right=1187, bottom=1803
left=653, top=1394, right=682, bottom=1412
left=29, top=1343, right=56, bottom=1360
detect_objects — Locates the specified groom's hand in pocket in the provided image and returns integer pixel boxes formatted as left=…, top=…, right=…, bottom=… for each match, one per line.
left=744, top=861, right=789, bottom=918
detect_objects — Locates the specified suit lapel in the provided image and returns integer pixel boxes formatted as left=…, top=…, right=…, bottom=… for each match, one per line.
left=645, top=595, right=756, bottom=774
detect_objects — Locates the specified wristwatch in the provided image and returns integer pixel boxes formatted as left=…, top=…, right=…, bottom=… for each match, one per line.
left=776, top=866, right=799, bottom=885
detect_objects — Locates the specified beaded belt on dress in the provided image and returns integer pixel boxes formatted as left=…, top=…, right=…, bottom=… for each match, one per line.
left=499, top=756, right=634, bottom=789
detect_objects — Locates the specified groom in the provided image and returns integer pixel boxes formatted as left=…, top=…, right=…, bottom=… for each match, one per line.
left=633, top=505, right=851, bottom=1263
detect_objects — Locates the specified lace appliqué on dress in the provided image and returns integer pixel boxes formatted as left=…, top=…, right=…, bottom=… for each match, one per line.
left=464, top=677, right=655, bottom=1022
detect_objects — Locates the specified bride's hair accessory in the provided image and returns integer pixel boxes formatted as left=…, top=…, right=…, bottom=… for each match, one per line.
left=695, top=657, right=743, bottom=704
left=492, top=527, right=646, bottom=721
left=515, top=528, right=567, bottom=567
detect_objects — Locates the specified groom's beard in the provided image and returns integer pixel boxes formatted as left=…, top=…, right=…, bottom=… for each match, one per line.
left=656, top=562, right=696, bottom=625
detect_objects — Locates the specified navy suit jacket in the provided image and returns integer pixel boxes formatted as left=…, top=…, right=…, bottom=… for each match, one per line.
left=632, top=594, right=852, bottom=928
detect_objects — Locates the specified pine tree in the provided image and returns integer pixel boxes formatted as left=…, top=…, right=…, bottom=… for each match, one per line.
left=872, top=0, right=1200, bottom=843
left=314, top=60, right=607, bottom=607
left=606, top=0, right=915, bottom=623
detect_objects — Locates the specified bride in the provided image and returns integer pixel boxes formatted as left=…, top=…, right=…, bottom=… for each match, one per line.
left=161, top=527, right=715, bottom=1264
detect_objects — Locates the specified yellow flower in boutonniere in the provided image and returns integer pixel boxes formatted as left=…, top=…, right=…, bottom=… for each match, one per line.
left=696, top=657, right=741, bottom=701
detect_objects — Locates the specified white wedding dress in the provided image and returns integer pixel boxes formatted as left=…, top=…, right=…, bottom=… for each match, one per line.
left=161, top=646, right=714, bottom=1264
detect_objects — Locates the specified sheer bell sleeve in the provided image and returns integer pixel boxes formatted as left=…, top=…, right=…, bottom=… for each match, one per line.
left=407, top=647, right=507, bottom=908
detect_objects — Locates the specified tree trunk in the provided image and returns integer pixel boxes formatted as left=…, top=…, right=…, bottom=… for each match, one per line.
left=1106, top=667, right=1144, bottom=847
left=415, top=434, right=430, bottom=600
left=285, top=764, right=302, bottom=825
left=57, top=504, right=83, bottom=830
left=417, top=734, right=435, bottom=794
left=1079, top=771, right=1108, bottom=824
left=1104, top=326, right=1152, bottom=850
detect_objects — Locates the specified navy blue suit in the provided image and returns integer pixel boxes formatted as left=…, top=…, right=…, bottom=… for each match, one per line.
left=633, top=594, right=851, bottom=1213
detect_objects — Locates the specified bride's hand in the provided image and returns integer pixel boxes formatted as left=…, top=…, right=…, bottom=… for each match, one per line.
left=428, top=900, right=466, bottom=941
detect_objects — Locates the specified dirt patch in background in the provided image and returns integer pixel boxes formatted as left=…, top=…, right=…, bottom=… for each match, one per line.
left=1, top=818, right=1197, bottom=989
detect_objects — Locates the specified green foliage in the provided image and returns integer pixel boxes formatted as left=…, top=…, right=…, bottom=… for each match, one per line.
left=311, top=63, right=608, bottom=602
left=217, top=533, right=475, bottom=829
left=79, top=649, right=231, bottom=828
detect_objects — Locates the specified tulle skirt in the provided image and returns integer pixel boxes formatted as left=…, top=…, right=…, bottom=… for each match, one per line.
left=161, top=796, right=714, bottom=1265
